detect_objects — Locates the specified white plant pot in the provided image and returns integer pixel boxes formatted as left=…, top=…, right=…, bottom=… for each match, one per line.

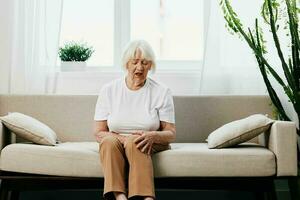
left=60, top=61, right=87, bottom=72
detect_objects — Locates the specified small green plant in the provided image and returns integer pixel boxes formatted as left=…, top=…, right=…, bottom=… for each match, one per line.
left=58, top=41, right=94, bottom=62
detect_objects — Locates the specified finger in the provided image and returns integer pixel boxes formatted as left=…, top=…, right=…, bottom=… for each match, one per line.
left=147, top=143, right=152, bottom=155
left=134, top=135, right=145, bottom=143
left=118, top=138, right=124, bottom=143
left=96, top=136, right=104, bottom=142
left=149, top=142, right=153, bottom=153
left=132, top=130, right=144, bottom=135
left=141, top=142, right=150, bottom=153
left=141, top=140, right=152, bottom=153
left=136, top=139, right=148, bottom=149
left=123, top=136, right=130, bottom=146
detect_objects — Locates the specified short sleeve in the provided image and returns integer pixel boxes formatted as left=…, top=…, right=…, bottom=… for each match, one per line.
left=158, top=88, right=175, bottom=123
left=94, top=86, right=110, bottom=121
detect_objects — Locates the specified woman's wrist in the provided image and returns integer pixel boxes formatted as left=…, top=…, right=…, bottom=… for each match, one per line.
left=151, top=130, right=174, bottom=144
left=149, top=131, right=159, bottom=143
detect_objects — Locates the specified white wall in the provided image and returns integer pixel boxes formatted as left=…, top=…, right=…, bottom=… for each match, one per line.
left=47, top=71, right=202, bottom=95
left=46, top=68, right=270, bottom=95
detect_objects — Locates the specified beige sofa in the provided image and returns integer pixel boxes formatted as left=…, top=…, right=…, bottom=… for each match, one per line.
left=0, top=94, right=299, bottom=200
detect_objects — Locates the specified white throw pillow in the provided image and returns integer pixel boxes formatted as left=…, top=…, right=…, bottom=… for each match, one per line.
left=206, top=114, right=274, bottom=149
left=0, top=112, right=58, bottom=146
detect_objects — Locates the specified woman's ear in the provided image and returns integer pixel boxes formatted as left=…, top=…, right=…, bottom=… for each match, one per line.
left=150, top=63, right=154, bottom=71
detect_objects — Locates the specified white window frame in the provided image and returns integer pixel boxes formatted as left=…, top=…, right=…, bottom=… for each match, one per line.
left=59, top=0, right=210, bottom=73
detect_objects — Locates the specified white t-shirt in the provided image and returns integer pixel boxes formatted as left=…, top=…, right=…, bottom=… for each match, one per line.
left=94, top=76, right=175, bottom=135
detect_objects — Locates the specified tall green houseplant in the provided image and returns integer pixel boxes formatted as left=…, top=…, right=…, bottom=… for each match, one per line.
left=220, top=0, right=300, bottom=165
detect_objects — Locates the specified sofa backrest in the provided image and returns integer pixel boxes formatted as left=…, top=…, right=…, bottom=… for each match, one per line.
left=0, top=95, right=273, bottom=143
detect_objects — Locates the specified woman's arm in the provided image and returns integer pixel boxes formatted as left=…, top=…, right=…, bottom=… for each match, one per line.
left=153, top=121, right=176, bottom=144
left=134, top=121, right=176, bottom=154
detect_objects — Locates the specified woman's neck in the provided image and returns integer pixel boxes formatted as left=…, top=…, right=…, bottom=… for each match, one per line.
left=125, top=75, right=146, bottom=90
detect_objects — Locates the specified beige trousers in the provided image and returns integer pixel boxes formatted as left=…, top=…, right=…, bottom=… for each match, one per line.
left=99, top=134, right=171, bottom=200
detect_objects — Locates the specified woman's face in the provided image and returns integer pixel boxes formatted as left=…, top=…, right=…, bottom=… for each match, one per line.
left=126, top=49, right=152, bottom=81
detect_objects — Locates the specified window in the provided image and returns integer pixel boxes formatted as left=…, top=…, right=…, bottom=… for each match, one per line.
left=131, top=0, right=203, bottom=61
left=59, top=0, right=204, bottom=70
left=59, top=0, right=114, bottom=66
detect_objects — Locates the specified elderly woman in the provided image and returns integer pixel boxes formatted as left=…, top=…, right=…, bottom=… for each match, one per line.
left=93, top=40, right=176, bottom=200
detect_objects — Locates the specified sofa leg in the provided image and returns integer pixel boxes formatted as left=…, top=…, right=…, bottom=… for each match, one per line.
left=9, top=191, right=19, bottom=200
left=288, top=177, right=300, bottom=200
left=0, top=180, right=9, bottom=200
left=265, top=191, right=277, bottom=200
left=254, top=191, right=265, bottom=200
left=264, top=180, right=277, bottom=200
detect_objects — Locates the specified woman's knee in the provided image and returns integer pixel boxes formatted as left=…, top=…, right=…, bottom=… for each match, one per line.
left=124, top=135, right=139, bottom=149
left=99, top=135, right=120, bottom=149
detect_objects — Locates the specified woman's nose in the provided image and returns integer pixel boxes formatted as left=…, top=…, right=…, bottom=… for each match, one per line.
left=136, top=62, right=144, bottom=69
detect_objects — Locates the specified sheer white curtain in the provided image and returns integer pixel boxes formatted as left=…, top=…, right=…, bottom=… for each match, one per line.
left=0, top=0, right=62, bottom=94
left=200, top=0, right=268, bottom=95
left=200, top=0, right=299, bottom=127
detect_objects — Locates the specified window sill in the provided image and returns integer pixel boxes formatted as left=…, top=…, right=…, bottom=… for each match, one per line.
left=55, top=60, right=203, bottom=74
left=47, top=69, right=202, bottom=95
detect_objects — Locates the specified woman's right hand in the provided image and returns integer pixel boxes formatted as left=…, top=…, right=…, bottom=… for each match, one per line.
left=95, top=133, right=109, bottom=143
left=115, top=134, right=126, bottom=144
left=94, top=121, right=110, bottom=143
left=95, top=131, right=124, bottom=144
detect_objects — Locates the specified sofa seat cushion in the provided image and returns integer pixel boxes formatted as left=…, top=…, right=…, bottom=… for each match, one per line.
left=0, top=142, right=103, bottom=177
left=154, top=143, right=276, bottom=177
left=0, top=142, right=276, bottom=177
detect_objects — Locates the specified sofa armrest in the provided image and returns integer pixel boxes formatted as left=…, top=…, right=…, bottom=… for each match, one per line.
left=259, top=121, right=298, bottom=176
left=0, top=122, right=16, bottom=151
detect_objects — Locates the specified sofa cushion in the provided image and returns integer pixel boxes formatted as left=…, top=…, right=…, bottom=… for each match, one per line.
left=0, top=112, right=58, bottom=146
left=0, top=142, right=103, bottom=177
left=0, top=142, right=276, bottom=177
left=206, top=114, right=274, bottom=149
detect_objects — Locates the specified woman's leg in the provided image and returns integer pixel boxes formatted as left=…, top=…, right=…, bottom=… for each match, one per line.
left=99, top=135, right=128, bottom=200
left=124, top=135, right=156, bottom=199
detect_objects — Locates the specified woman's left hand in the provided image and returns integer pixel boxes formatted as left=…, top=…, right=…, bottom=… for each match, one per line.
left=133, top=131, right=157, bottom=155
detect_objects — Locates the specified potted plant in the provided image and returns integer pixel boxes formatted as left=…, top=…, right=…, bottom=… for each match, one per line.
left=58, top=41, right=94, bottom=71
left=220, top=0, right=300, bottom=166
left=220, top=1, right=300, bottom=197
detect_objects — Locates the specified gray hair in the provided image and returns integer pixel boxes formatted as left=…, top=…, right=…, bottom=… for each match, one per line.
left=121, top=40, right=156, bottom=73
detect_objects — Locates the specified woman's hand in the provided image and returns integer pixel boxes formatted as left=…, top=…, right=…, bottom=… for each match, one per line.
left=95, top=131, right=127, bottom=144
left=94, top=121, right=110, bottom=143
left=95, top=133, right=110, bottom=143
left=133, top=131, right=157, bottom=155
left=116, top=134, right=127, bottom=145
